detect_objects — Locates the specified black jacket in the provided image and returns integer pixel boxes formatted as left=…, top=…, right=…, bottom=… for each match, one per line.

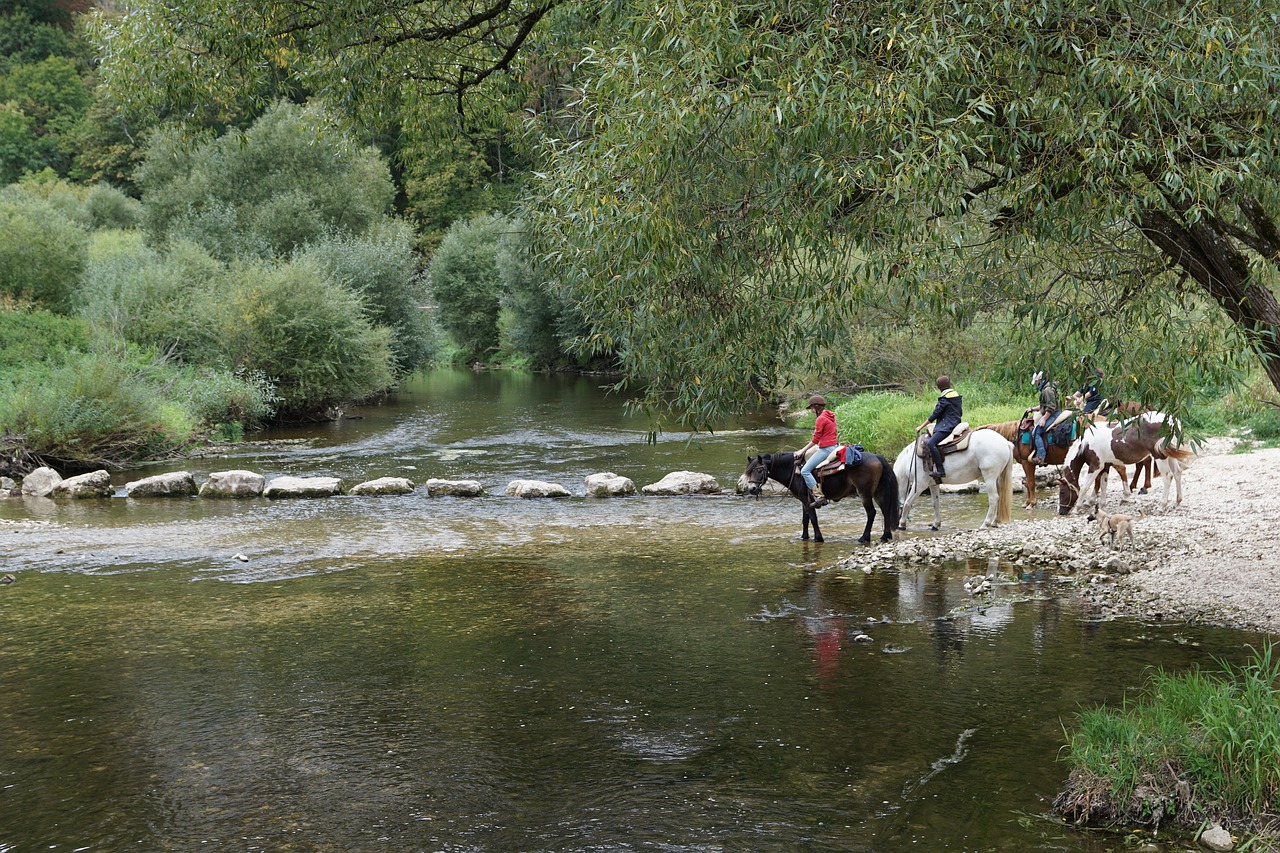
left=928, top=389, right=963, bottom=432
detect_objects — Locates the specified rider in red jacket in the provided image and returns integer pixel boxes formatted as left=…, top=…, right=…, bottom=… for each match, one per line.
left=798, top=394, right=838, bottom=508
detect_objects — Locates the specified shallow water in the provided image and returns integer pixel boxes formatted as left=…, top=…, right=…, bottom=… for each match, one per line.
left=0, top=370, right=1264, bottom=852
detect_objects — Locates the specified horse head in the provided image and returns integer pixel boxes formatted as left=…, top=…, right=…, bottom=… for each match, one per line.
left=744, top=455, right=771, bottom=497
left=1057, top=441, right=1087, bottom=515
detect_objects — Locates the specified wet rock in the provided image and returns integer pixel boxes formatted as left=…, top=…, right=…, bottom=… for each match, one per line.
left=1199, top=824, right=1233, bottom=852
left=199, top=470, right=266, bottom=498
left=20, top=466, right=62, bottom=497
left=426, top=479, right=484, bottom=497
left=505, top=479, right=572, bottom=498
left=642, top=471, right=720, bottom=496
left=0, top=476, right=15, bottom=492
left=263, top=476, right=344, bottom=499
left=584, top=472, right=636, bottom=497
left=349, top=477, right=415, bottom=496
left=126, top=471, right=198, bottom=498
left=51, top=470, right=113, bottom=499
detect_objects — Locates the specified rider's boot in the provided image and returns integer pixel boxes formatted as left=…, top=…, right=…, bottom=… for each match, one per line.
left=810, top=484, right=828, bottom=509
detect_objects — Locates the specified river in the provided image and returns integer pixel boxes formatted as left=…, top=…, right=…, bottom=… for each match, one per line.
left=0, top=370, right=1263, bottom=852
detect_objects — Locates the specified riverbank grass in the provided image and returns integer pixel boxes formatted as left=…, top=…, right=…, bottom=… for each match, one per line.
left=1056, top=644, right=1280, bottom=840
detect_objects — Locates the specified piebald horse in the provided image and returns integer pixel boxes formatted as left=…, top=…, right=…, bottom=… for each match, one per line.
left=1058, top=412, right=1195, bottom=515
left=893, top=429, right=1015, bottom=530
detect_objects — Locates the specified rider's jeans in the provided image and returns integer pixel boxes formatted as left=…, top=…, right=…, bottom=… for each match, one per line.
left=801, top=445, right=837, bottom=491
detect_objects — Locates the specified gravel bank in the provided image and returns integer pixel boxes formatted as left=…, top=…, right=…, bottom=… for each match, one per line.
left=835, top=439, right=1280, bottom=635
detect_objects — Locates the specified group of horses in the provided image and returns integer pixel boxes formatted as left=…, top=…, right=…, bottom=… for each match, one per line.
left=742, top=407, right=1194, bottom=544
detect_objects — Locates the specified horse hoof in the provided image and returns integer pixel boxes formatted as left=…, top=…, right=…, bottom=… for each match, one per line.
left=928, top=524, right=939, bottom=531
left=858, top=536, right=871, bottom=545
left=880, top=534, right=893, bottom=543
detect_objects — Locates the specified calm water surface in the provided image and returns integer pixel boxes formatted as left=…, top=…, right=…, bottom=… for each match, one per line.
left=0, top=371, right=1263, bottom=852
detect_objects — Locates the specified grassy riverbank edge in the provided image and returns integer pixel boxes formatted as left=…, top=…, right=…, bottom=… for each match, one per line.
left=1055, top=644, right=1280, bottom=848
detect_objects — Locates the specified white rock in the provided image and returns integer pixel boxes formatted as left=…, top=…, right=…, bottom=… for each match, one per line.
left=425, top=479, right=484, bottom=497
left=20, top=466, right=62, bottom=497
left=126, top=471, right=198, bottom=497
left=348, top=477, right=414, bottom=496
left=505, top=479, right=572, bottom=498
left=584, top=472, right=636, bottom=497
left=50, top=470, right=113, bottom=499
left=1199, top=824, right=1234, bottom=852
left=642, top=471, right=720, bottom=496
left=199, top=470, right=265, bottom=498
left=263, top=476, right=343, bottom=498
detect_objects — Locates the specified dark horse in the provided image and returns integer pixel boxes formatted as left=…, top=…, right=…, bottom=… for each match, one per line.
left=743, top=451, right=900, bottom=544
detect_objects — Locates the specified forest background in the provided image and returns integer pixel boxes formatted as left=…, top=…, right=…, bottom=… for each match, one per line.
left=3, top=0, right=1280, bottom=474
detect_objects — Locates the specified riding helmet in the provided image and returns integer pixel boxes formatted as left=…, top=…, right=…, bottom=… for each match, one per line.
left=807, top=394, right=826, bottom=410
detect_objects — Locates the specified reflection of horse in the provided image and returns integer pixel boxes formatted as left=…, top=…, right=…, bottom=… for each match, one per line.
left=892, top=430, right=1014, bottom=529
left=980, top=414, right=1150, bottom=508
left=1058, top=412, right=1195, bottom=514
left=743, top=451, right=900, bottom=543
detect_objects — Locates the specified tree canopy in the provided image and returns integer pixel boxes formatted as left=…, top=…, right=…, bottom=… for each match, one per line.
left=90, top=0, right=1280, bottom=425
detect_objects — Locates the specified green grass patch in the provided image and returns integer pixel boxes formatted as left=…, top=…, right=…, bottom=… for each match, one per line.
left=1056, top=644, right=1280, bottom=840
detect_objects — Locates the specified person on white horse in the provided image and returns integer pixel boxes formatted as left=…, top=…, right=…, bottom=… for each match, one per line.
left=1029, top=370, right=1059, bottom=464
left=916, top=375, right=963, bottom=482
left=797, top=394, right=838, bottom=509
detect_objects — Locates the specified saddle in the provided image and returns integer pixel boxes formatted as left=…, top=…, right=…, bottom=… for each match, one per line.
left=916, top=422, right=972, bottom=458
left=1018, top=409, right=1077, bottom=446
left=800, top=444, right=864, bottom=479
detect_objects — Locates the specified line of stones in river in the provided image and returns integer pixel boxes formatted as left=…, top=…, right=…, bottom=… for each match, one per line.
left=4, top=467, right=763, bottom=500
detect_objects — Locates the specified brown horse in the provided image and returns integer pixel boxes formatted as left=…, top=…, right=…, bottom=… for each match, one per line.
left=743, top=451, right=900, bottom=543
left=1058, top=412, right=1195, bottom=514
left=979, top=413, right=1146, bottom=508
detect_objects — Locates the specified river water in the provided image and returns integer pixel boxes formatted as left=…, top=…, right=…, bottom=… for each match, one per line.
left=0, top=370, right=1263, bottom=852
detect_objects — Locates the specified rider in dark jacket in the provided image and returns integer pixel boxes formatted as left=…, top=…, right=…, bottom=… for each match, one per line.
left=1077, top=357, right=1104, bottom=414
left=1031, top=370, right=1059, bottom=463
left=917, top=375, right=963, bottom=481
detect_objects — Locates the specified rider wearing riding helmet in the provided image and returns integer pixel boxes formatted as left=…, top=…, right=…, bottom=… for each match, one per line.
left=917, top=375, right=963, bottom=481
left=1030, top=370, right=1059, bottom=463
left=1077, top=356, right=1104, bottom=414
left=798, top=394, right=838, bottom=508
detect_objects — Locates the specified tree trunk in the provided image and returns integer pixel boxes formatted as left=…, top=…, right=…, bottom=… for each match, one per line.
left=1139, top=208, right=1280, bottom=396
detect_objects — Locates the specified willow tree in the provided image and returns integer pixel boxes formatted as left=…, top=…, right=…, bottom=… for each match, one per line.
left=532, top=0, right=1280, bottom=424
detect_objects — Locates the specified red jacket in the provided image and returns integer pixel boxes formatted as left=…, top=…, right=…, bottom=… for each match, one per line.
left=811, top=409, right=837, bottom=447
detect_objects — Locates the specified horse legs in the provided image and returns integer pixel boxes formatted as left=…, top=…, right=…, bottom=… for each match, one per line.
left=1156, top=458, right=1183, bottom=510
left=980, top=472, right=1002, bottom=528
left=802, top=504, right=824, bottom=542
left=1021, top=460, right=1037, bottom=509
left=858, top=492, right=876, bottom=544
left=1129, top=458, right=1153, bottom=494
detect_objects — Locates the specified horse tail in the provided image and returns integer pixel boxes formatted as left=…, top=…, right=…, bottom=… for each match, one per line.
left=1162, top=445, right=1196, bottom=464
left=996, top=449, right=1014, bottom=524
left=875, top=454, right=901, bottom=531
left=979, top=421, right=1018, bottom=442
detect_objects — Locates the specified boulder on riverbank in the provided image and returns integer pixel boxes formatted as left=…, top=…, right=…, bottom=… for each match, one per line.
left=20, top=466, right=62, bottom=497
left=426, top=479, right=484, bottom=497
left=505, top=479, right=572, bottom=498
left=199, top=470, right=266, bottom=498
left=50, top=470, right=113, bottom=499
left=263, top=476, right=344, bottom=499
left=642, top=471, right=721, bottom=496
left=349, top=477, right=414, bottom=496
left=584, top=472, right=636, bottom=497
left=126, top=472, right=198, bottom=498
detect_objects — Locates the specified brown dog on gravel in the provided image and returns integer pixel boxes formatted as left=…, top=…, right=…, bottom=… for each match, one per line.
left=1087, top=510, right=1144, bottom=550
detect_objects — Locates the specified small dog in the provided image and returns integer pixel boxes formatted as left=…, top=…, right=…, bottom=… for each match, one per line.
left=1087, top=510, right=1144, bottom=550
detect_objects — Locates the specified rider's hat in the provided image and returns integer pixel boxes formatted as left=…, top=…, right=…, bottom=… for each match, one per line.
left=807, top=394, right=827, bottom=410
left=1031, top=370, right=1044, bottom=385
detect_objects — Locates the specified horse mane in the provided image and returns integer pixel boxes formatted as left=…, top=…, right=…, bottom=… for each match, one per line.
left=979, top=421, right=1019, bottom=442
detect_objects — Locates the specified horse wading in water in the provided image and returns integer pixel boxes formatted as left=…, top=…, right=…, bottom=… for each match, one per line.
left=893, top=429, right=1015, bottom=529
left=1058, top=412, right=1195, bottom=515
left=743, top=450, right=900, bottom=543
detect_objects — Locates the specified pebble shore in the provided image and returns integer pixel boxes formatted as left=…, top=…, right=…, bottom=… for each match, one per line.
left=834, top=439, right=1280, bottom=635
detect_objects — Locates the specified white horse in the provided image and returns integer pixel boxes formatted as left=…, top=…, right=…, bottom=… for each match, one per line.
left=1058, top=412, right=1195, bottom=514
left=894, top=430, right=1015, bottom=530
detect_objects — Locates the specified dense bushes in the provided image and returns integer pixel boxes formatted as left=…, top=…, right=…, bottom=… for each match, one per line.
left=0, top=187, right=86, bottom=310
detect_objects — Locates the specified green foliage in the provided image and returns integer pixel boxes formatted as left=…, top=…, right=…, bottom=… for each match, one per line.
left=173, top=366, right=278, bottom=430
left=84, top=183, right=142, bottom=231
left=529, top=0, right=1280, bottom=426
left=427, top=212, right=506, bottom=361
left=138, top=101, right=395, bottom=260
left=0, top=7, right=76, bottom=70
left=0, top=54, right=91, bottom=176
left=0, top=185, right=86, bottom=310
left=0, top=346, right=198, bottom=467
left=1060, top=644, right=1280, bottom=833
left=293, top=222, right=437, bottom=373
left=0, top=301, right=91, bottom=370
left=204, top=257, right=396, bottom=417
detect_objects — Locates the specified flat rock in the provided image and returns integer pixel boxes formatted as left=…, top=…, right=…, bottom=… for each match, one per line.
left=199, top=470, right=266, bottom=498
left=126, top=471, right=198, bottom=498
left=642, top=471, right=721, bottom=496
left=426, top=479, right=484, bottom=497
left=349, top=477, right=415, bottom=496
left=50, top=470, right=113, bottom=499
left=584, top=472, right=636, bottom=497
left=505, top=479, right=572, bottom=498
left=263, top=476, right=343, bottom=499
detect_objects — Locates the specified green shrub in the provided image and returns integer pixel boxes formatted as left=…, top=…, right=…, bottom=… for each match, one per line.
left=204, top=257, right=396, bottom=417
left=0, top=189, right=87, bottom=310
left=174, top=366, right=277, bottom=430
left=295, top=222, right=437, bottom=373
left=0, top=302, right=92, bottom=370
left=427, top=212, right=505, bottom=360
left=85, top=183, right=142, bottom=231
left=0, top=348, right=197, bottom=467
